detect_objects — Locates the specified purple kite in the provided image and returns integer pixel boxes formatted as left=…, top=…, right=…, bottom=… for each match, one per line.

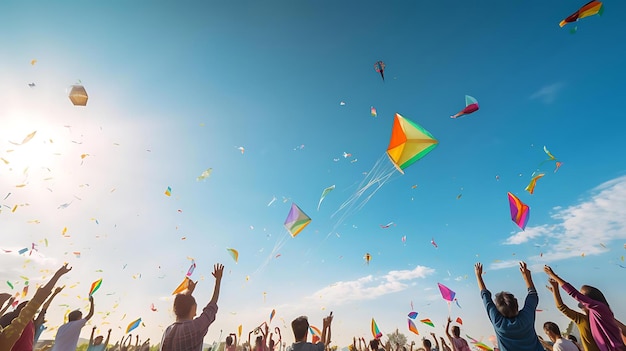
left=438, top=283, right=456, bottom=302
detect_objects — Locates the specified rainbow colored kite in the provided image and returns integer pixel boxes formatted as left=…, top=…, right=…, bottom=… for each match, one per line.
left=466, top=335, right=494, bottom=351
left=126, top=318, right=141, bottom=333
left=408, top=311, right=418, bottom=319
left=227, top=248, right=239, bottom=263
left=164, top=186, right=172, bottom=196
left=451, top=95, right=479, bottom=119
left=438, top=283, right=456, bottom=302
left=508, top=192, right=530, bottom=230
left=386, top=113, right=438, bottom=174
left=525, top=174, right=545, bottom=195
left=284, top=203, right=311, bottom=237
left=420, top=319, right=434, bottom=327
left=309, top=325, right=322, bottom=343
left=560, top=1, right=604, bottom=27
left=371, top=318, right=382, bottom=339
left=371, top=106, right=377, bottom=117
left=407, top=319, right=419, bottom=335
left=89, top=278, right=102, bottom=296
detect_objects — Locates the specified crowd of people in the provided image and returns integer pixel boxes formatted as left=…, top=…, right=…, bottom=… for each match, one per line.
left=1, top=262, right=625, bottom=351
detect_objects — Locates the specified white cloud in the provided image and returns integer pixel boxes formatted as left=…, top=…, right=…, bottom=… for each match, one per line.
left=530, top=82, right=565, bottom=103
left=501, top=175, right=626, bottom=265
left=306, top=265, right=435, bottom=306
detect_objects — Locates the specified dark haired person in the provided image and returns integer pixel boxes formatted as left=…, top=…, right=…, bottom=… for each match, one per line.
left=544, top=266, right=626, bottom=351
left=51, top=295, right=95, bottom=351
left=474, top=262, right=543, bottom=351
left=290, top=313, right=332, bottom=351
left=444, top=319, right=469, bottom=351
left=542, top=322, right=579, bottom=351
left=160, top=263, right=224, bottom=351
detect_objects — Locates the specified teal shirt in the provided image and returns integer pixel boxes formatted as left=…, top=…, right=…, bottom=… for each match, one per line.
left=481, top=288, right=544, bottom=351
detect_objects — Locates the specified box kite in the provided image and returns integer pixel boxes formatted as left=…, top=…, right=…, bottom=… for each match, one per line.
left=284, top=203, right=311, bottom=237
left=386, top=113, right=438, bottom=174
left=69, top=85, right=88, bottom=106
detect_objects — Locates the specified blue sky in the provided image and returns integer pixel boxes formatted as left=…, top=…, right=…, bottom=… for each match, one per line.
left=1, top=0, right=626, bottom=349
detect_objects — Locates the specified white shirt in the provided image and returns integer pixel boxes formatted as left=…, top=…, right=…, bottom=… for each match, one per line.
left=51, top=319, right=88, bottom=351
left=553, top=338, right=579, bottom=351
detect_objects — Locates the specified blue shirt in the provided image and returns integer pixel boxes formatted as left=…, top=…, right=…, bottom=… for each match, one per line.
left=481, top=288, right=544, bottom=351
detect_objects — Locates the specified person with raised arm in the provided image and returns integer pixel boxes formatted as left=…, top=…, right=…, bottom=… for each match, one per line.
left=160, top=263, right=224, bottom=351
left=289, top=313, right=333, bottom=351
left=226, top=333, right=237, bottom=351
left=0, top=264, right=72, bottom=351
left=51, top=294, right=95, bottom=351
left=87, top=326, right=112, bottom=351
left=444, top=318, right=469, bottom=351
left=546, top=278, right=599, bottom=351
left=475, top=262, right=543, bottom=351
left=34, top=286, right=64, bottom=344
left=544, top=265, right=626, bottom=351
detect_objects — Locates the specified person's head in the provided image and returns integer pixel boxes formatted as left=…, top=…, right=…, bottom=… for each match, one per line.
left=369, top=339, right=380, bottom=351
left=543, top=322, right=561, bottom=342
left=68, top=310, right=83, bottom=321
left=255, top=336, right=263, bottom=347
left=494, top=291, right=519, bottom=318
left=226, top=336, right=233, bottom=346
left=567, top=335, right=578, bottom=344
left=423, top=338, right=432, bottom=349
left=580, top=285, right=610, bottom=310
left=94, top=335, right=104, bottom=345
left=173, top=294, right=197, bottom=320
left=291, top=316, right=309, bottom=342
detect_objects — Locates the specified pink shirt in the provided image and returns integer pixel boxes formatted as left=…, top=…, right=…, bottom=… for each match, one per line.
left=10, top=320, right=34, bottom=351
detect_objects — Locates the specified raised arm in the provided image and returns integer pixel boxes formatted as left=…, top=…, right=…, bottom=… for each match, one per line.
left=543, top=266, right=566, bottom=286
left=0, top=264, right=72, bottom=351
left=35, top=286, right=64, bottom=329
left=431, top=333, right=439, bottom=351
left=209, top=264, right=224, bottom=305
left=104, top=329, right=112, bottom=348
left=90, top=326, right=97, bottom=345
left=0, top=293, right=14, bottom=316
left=519, top=262, right=535, bottom=290
left=410, top=341, right=415, bottom=351
left=320, top=313, right=333, bottom=346
left=546, top=278, right=583, bottom=323
left=475, top=263, right=486, bottom=291
left=445, top=317, right=453, bottom=342
left=85, top=295, right=95, bottom=321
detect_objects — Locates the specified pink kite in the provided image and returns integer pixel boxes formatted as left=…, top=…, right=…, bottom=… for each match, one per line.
left=508, top=192, right=530, bottom=230
left=438, top=283, right=456, bottom=302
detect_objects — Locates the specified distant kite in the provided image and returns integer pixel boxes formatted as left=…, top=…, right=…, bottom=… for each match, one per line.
left=508, top=192, right=530, bottom=230
left=560, top=1, right=603, bottom=27
left=284, top=203, right=311, bottom=237
left=126, top=318, right=142, bottom=334
left=387, top=113, right=438, bottom=174
left=408, top=319, right=419, bottom=335
left=69, top=84, right=88, bottom=106
left=451, top=95, right=479, bottom=119
left=226, top=248, right=239, bottom=263
left=374, top=61, right=385, bottom=82
left=525, top=173, right=545, bottom=194
left=317, top=185, right=335, bottom=211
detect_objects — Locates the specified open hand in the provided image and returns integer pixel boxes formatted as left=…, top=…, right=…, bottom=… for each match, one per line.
left=474, top=262, right=483, bottom=276
left=213, top=264, right=224, bottom=280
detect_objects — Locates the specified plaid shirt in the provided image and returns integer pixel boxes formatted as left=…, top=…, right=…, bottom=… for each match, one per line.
left=160, top=302, right=218, bottom=351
